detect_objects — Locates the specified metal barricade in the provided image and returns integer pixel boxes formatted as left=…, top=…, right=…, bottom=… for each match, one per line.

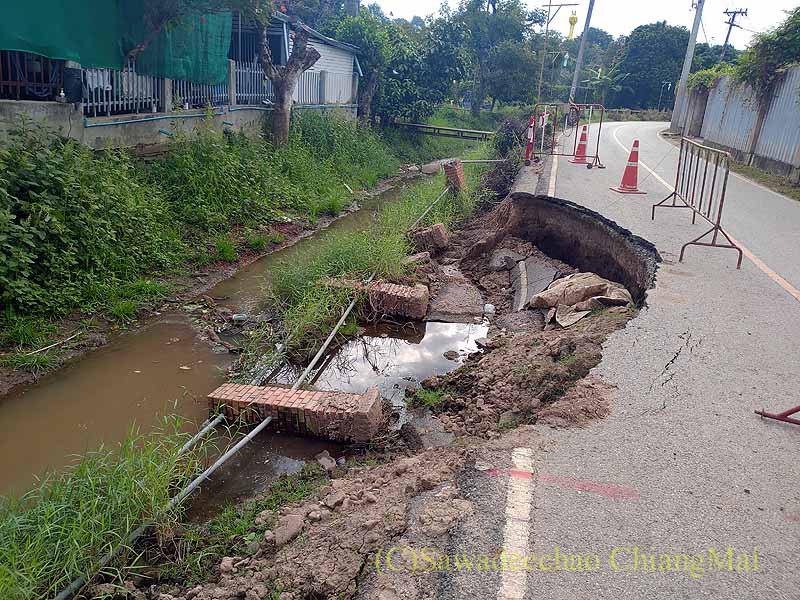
left=652, top=137, right=742, bottom=268
left=527, top=102, right=606, bottom=168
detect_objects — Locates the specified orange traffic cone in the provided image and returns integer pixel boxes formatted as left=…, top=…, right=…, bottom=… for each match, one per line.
left=610, top=140, right=646, bottom=194
left=569, top=125, right=589, bottom=164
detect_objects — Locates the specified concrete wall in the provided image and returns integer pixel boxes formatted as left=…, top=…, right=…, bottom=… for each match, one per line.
left=0, top=100, right=356, bottom=151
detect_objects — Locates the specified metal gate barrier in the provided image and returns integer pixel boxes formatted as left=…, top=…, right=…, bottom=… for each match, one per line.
left=525, top=102, right=606, bottom=169
left=652, top=137, right=742, bottom=268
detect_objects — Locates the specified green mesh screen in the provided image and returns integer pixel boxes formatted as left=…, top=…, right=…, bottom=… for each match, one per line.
left=0, top=2, right=232, bottom=85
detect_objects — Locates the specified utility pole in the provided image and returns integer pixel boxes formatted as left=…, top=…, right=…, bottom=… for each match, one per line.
left=537, top=2, right=578, bottom=105
left=721, top=8, right=747, bottom=62
left=670, top=0, right=705, bottom=134
left=568, top=0, right=595, bottom=104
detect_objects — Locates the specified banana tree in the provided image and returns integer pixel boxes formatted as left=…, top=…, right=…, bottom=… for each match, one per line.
left=582, top=64, right=631, bottom=106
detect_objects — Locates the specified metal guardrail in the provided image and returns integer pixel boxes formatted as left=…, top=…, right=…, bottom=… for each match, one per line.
left=83, top=59, right=163, bottom=117
left=393, top=122, right=494, bottom=141
left=235, top=60, right=273, bottom=105
left=651, top=137, right=742, bottom=268
left=173, top=78, right=229, bottom=110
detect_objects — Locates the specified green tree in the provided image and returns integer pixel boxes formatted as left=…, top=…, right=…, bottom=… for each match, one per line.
left=734, top=6, right=800, bottom=100
left=133, top=0, right=320, bottom=146
left=335, top=9, right=391, bottom=125
left=484, top=40, right=537, bottom=105
left=581, top=64, right=631, bottom=106
left=612, top=21, right=689, bottom=108
left=454, top=0, right=544, bottom=115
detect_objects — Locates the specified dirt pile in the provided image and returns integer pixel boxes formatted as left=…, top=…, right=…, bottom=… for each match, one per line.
left=421, top=306, right=634, bottom=437
left=140, top=450, right=469, bottom=600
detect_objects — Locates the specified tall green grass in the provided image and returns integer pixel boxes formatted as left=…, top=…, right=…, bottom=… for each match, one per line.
left=242, top=143, right=491, bottom=362
left=0, top=418, right=208, bottom=599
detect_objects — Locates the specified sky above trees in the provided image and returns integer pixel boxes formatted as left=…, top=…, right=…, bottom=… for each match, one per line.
left=374, top=0, right=797, bottom=50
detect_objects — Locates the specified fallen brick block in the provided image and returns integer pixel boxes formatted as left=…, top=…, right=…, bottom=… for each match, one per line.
left=207, top=383, right=385, bottom=443
left=367, top=281, right=430, bottom=320
left=411, top=223, right=449, bottom=253
left=443, top=159, right=466, bottom=191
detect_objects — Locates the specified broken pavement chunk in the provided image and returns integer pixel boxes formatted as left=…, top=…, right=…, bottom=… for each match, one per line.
left=529, top=272, right=633, bottom=312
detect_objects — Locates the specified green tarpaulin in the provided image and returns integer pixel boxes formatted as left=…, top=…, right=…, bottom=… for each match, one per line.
left=0, top=1, right=232, bottom=85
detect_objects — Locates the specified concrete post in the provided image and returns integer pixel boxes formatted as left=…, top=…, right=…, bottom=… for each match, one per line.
left=351, top=72, right=359, bottom=104
left=228, top=59, right=237, bottom=106
left=318, top=70, right=327, bottom=105
left=162, top=79, right=172, bottom=113
left=345, top=0, right=360, bottom=17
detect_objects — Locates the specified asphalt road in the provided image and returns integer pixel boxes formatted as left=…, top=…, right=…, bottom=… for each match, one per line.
left=442, top=121, right=800, bottom=600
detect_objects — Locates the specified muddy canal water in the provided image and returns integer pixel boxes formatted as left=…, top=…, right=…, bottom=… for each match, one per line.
left=0, top=184, right=483, bottom=501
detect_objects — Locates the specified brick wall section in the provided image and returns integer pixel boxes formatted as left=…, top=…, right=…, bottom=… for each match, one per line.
left=208, top=384, right=384, bottom=443
left=443, top=159, right=466, bottom=191
left=367, top=281, right=429, bottom=320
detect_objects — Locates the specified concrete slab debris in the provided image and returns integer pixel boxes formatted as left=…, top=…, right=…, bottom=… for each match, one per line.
left=427, top=281, right=484, bottom=323
left=511, top=258, right=559, bottom=312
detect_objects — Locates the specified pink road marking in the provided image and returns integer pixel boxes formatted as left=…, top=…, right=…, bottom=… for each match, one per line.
left=485, top=468, right=640, bottom=500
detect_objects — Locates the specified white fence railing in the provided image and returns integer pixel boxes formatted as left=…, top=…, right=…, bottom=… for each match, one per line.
left=294, top=70, right=320, bottom=105
left=83, top=60, right=351, bottom=118
left=235, top=61, right=273, bottom=105
left=83, top=59, right=163, bottom=117
left=173, top=78, right=229, bottom=110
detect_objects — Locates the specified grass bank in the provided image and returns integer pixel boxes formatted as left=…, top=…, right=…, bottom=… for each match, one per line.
left=0, top=418, right=208, bottom=599
left=236, top=142, right=496, bottom=379
left=0, top=108, right=494, bottom=378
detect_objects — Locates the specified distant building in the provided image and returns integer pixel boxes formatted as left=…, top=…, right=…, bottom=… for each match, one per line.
left=0, top=8, right=361, bottom=149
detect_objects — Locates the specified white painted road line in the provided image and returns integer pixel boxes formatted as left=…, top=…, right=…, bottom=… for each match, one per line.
left=498, top=447, right=534, bottom=600
left=548, top=139, right=558, bottom=197
left=611, top=125, right=800, bottom=305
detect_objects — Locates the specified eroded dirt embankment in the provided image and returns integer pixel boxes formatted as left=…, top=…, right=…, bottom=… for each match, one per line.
left=113, top=182, right=660, bottom=600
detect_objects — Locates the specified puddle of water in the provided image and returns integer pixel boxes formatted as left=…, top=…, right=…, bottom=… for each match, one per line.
left=187, top=434, right=342, bottom=520
left=289, top=320, right=489, bottom=408
left=187, top=320, right=488, bottom=508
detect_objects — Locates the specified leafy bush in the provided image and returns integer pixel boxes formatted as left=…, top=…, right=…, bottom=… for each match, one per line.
left=688, top=63, right=735, bottom=91
left=734, top=7, right=800, bottom=100
left=0, top=121, right=182, bottom=318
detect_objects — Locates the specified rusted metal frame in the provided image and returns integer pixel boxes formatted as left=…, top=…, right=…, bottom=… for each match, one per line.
left=587, top=105, right=605, bottom=168
left=755, top=405, right=800, bottom=426
left=670, top=141, right=742, bottom=268
left=652, top=138, right=691, bottom=218
left=688, top=143, right=702, bottom=217
left=694, top=148, right=710, bottom=224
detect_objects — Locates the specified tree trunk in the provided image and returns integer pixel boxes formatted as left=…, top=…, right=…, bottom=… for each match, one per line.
left=259, top=24, right=321, bottom=147
left=490, top=97, right=496, bottom=111
left=358, top=69, right=379, bottom=127
left=272, top=78, right=296, bottom=146
left=471, top=65, right=485, bottom=116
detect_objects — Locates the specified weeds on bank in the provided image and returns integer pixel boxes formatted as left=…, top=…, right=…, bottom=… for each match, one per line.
left=0, top=417, right=209, bottom=600
left=250, top=144, right=491, bottom=363
left=156, top=464, right=327, bottom=586
left=407, top=387, right=449, bottom=408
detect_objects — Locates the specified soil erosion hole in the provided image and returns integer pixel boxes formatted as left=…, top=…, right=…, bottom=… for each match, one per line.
left=503, top=192, right=660, bottom=302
